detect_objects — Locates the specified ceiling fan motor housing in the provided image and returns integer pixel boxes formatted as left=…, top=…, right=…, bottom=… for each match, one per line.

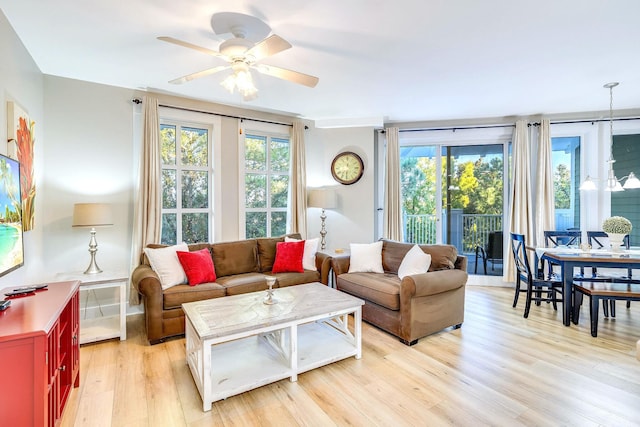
left=219, top=38, right=254, bottom=60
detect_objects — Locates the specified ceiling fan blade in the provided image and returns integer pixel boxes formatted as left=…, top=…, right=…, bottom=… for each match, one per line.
left=169, top=66, right=229, bottom=84
left=157, top=36, right=226, bottom=59
left=255, top=64, right=319, bottom=88
left=246, top=35, right=292, bottom=61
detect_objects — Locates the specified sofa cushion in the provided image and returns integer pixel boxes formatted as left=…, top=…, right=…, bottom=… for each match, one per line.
left=270, top=270, right=321, bottom=287
left=398, top=244, right=432, bottom=279
left=211, top=239, right=259, bottom=277
left=216, top=272, right=271, bottom=295
left=272, top=241, right=305, bottom=273
left=421, top=244, right=457, bottom=271
left=144, top=243, right=188, bottom=290
left=382, top=240, right=457, bottom=273
left=163, top=282, right=226, bottom=310
left=177, top=248, right=216, bottom=286
left=348, top=241, right=384, bottom=273
left=337, top=272, right=400, bottom=311
left=256, top=236, right=285, bottom=272
left=256, top=233, right=302, bottom=272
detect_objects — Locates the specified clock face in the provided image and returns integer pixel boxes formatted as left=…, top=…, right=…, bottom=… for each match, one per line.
left=331, top=152, right=364, bottom=185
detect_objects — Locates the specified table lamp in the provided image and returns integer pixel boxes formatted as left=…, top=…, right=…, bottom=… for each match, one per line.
left=308, top=188, right=337, bottom=250
left=72, top=203, right=113, bottom=274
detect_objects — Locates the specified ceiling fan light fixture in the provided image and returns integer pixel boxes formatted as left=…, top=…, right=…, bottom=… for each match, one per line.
left=160, top=12, right=318, bottom=97
left=220, top=74, right=237, bottom=92
left=220, top=67, right=258, bottom=101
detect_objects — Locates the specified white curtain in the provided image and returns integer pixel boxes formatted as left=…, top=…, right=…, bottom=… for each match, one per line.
left=535, top=119, right=555, bottom=246
left=383, top=127, right=403, bottom=241
left=129, top=96, right=162, bottom=305
left=289, top=120, right=307, bottom=238
left=505, top=120, right=534, bottom=282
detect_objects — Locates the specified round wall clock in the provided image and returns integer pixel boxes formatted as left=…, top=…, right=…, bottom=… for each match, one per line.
left=331, top=151, right=364, bottom=185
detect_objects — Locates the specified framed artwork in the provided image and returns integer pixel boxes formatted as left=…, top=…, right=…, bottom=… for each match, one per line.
left=0, top=152, right=24, bottom=277
left=7, top=101, right=36, bottom=231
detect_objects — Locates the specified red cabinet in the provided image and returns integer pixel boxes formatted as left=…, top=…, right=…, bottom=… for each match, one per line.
left=0, top=281, right=80, bottom=426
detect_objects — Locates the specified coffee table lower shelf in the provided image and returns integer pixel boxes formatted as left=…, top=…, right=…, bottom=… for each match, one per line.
left=185, top=309, right=361, bottom=411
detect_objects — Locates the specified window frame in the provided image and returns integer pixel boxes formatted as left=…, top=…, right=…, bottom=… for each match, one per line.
left=158, top=107, right=221, bottom=244
left=239, top=121, right=292, bottom=239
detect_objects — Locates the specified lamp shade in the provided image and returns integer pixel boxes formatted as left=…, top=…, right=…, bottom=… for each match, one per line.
left=308, top=189, right=338, bottom=210
left=72, top=203, right=113, bottom=227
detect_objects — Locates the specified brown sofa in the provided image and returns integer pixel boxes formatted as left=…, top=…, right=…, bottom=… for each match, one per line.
left=331, top=239, right=467, bottom=345
left=131, top=234, right=331, bottom=344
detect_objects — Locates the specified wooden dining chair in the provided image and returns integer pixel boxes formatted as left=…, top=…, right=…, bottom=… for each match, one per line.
left=543, top=230, right=582, bottom=247
left=586, top=231, right=632, bottom=317
left=510, top=233, right=563, bottom=318
left=542, top=230, right=582, bottom=279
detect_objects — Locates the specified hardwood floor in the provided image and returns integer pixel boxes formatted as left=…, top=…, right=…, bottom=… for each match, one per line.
left=61, top=286, right=640, bottom=426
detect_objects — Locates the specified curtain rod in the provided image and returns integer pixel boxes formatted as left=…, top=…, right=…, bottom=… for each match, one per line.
left=131, top=98, right=307, bottom=129
left=390, top=116, right=640, bottom=133
left=396, top=123, right=514, bottom=133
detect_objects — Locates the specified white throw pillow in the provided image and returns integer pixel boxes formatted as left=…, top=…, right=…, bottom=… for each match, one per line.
left=348, top=241, right=384, bottom=273
left=398, top=244, right=432, bottom=280
left=285, top=237, right=319, bottom=271
left=144, top=243, right=189, bottom=290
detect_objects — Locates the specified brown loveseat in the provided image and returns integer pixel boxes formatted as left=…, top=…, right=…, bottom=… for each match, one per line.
left=132, top=234, right=331, bottom=344
left=331, top=239, right=467, bottom=345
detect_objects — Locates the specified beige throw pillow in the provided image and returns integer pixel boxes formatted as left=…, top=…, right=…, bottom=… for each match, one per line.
left=398, top=244, right=432, bottom=279
left=144, top=243, right=189, bottom=290
left=285, top=237, right=319, bottom=271
left=348, top=241, right=384, bottom=273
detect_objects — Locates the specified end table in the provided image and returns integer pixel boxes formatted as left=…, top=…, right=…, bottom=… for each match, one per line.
left=56, top=271, right=128, bottom=344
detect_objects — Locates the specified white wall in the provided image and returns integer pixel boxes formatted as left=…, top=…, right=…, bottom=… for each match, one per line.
left=41, top=76, right=136, bottom=279
left=0, top=11, right=44, bottom=288
left=305, top=126, right=376, bottom=251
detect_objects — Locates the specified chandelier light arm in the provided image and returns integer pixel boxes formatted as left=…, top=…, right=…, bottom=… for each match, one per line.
left=581, top=82, right=637, bottom=192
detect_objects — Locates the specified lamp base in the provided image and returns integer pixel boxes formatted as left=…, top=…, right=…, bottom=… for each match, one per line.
left=319, top=208, right=327, bottom=250
left=84, top=255, right=103, bottom=274
left=84, top=228, right=103, bottom=274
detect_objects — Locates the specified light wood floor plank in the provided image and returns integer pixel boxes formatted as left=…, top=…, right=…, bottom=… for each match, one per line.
left=61, top=286, right=640, bottom=426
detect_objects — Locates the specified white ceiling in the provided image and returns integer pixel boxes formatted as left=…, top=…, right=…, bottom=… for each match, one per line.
left=2, top=1, right=640, bottom=124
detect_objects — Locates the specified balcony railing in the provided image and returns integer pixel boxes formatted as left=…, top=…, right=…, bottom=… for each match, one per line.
left=404, top=212, right=502, bottom=254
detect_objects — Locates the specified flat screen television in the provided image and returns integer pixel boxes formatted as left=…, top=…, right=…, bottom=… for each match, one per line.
left=0, top=153, right=24, bottom=277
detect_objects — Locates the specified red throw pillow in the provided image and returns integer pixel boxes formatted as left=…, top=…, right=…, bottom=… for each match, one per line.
left=176, top=248, right=216, bottom=286
left=272, top=241, right=305, bottom=273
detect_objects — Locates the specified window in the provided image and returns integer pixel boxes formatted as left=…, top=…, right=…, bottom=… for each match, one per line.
left=390, top=126, right=510, bottom=278
left=243, top=132, right=290, bottom=238
left=551, top=136, right=580, bottom=230
left=160, top=121, right=213, bottom=244
left=399, top=144, right=504, bottom=254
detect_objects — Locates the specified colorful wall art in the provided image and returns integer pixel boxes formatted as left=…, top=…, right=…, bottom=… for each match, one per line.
left=7, top=101, right=35, bottom=232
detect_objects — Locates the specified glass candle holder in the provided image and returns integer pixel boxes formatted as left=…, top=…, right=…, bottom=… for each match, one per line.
left=264, top=276, right=277, bottom=305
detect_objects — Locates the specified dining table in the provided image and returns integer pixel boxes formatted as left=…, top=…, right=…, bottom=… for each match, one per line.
left=536, top=246, right=640, bottom=326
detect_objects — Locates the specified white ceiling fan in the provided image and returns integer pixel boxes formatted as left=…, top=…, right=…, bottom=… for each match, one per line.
left=158, top=12, right=319, bottom=101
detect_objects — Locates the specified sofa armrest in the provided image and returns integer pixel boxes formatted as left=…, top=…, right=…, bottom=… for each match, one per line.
left=330, top=254, right=351, bottom=277
left=131, top=264, right=162, bottom=296
left=315, top=252, right=332, bottom=285
left=131, top=264, right=166, bottom=343
left=402, top=269, right=468, bottom=298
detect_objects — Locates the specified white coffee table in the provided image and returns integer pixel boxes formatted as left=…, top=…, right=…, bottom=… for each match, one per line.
left=182, top=282, right=364, bottom=411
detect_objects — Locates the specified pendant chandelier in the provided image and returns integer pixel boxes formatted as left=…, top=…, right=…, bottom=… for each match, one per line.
left=580, top=82, right=640, bottom=192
